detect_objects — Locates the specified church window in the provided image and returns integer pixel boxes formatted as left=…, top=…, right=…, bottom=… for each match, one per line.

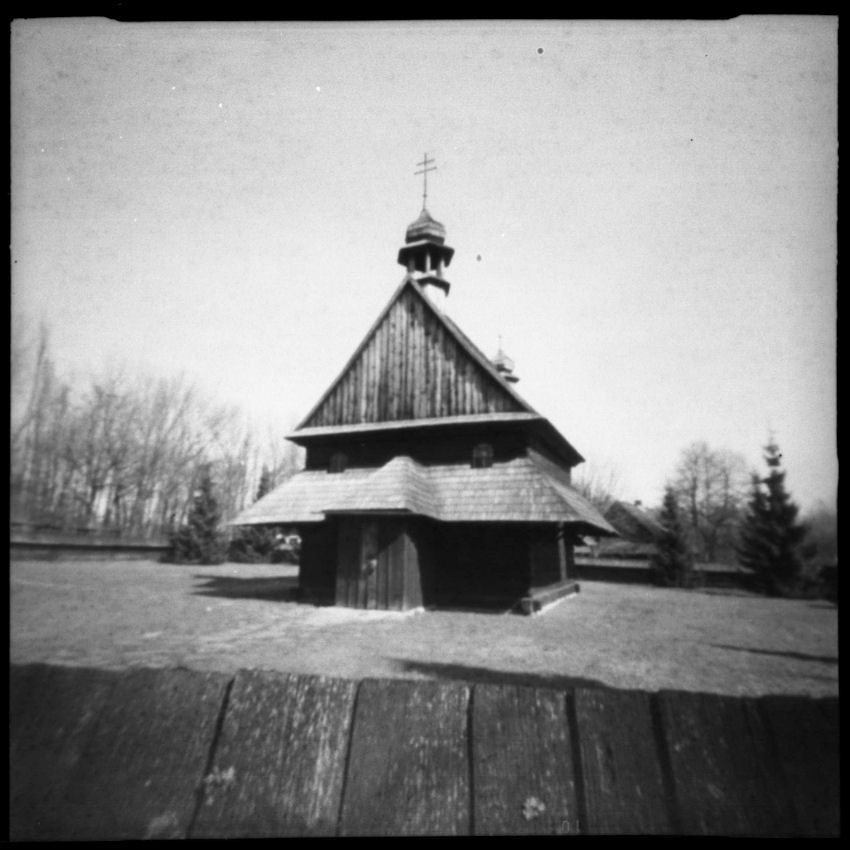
left=472, top=442, right=494, bottom=469
left=329, top=451, right=348, bottom=473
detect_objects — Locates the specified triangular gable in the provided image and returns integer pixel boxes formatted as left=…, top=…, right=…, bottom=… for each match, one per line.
left=298, top=277, right=535, bottom=430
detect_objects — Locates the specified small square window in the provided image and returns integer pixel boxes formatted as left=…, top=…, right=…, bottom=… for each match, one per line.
left=329, top=451, right=348, bottom=473
left=472, top=443, right=493, bottom=469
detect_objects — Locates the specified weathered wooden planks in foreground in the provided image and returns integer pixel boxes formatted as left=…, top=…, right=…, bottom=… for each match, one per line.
left=9, top=664, right=839, bottom=838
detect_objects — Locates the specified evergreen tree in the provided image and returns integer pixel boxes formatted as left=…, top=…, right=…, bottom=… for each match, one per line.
left=737, top=440, right=808, bottom=596
left=255, top=466, right=273, bottom=501
left=651, top=486, right=695, bottom=587
left=168, top=464, right=228, bottom=565
left=228, top=466, right=277, bottom=563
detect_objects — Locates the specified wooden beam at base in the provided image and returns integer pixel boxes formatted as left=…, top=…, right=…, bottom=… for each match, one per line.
left=519, top=581, right=580, bottom=615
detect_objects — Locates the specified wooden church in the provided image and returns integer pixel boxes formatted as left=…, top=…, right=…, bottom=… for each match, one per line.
left=233, top=158, right=615, bottom=613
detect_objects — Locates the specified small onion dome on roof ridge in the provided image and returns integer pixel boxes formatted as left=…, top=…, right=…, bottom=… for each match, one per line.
left=405, top=207, right=447, bottom=245
left=492, top=346, right=520, bottom=383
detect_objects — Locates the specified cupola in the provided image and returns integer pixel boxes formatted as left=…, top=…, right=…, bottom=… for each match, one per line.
left=397, top=154, right=454, bottom=298
left=492, top=341, right=520, bottom=383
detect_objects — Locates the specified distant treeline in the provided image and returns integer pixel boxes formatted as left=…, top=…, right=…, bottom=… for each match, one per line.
left=11, top=320, right=301, bottom=540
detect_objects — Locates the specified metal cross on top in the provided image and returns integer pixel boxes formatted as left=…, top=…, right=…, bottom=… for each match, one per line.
left=415, top=153, right=437, bottom=208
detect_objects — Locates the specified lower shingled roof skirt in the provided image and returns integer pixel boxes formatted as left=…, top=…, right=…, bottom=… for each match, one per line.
left=231, top=456, right=614, bottom=533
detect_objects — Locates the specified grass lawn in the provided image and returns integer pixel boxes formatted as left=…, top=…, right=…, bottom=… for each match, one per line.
left=10, top=558, right=838, bottom=697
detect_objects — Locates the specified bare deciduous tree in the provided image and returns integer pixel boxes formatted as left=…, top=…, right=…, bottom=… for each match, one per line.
left=572, top=460, right=623, bottom=514
left=10, top=316, right=305, bottom=541
left=671, top=441, right=749, bottom=563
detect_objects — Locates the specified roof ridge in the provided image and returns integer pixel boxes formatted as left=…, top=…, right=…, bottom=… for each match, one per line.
left=294, top=277, right=412, bottom=430
left=415, top=284, right=538, bottom=414
left=295, top=276, right=536, bottom=432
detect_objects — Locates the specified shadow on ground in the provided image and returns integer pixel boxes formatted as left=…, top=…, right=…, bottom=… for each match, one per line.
left=709, top=644, right=838, bottom=665
left=192, top=573, right=299, bottom=602
left=390, top=658, right=616, bottom=691
left=689, top=586, right=761, bottom=598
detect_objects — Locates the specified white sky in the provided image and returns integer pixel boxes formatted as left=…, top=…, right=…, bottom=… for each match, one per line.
left=11, top=17, right=837, bottom=511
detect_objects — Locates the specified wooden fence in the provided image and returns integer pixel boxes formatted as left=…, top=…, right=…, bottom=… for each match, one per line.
left=575, top=557, right=756, bottom=589
left=9, top=663, right=839, bottom=838
left=9, top=532, right=169, bottom=561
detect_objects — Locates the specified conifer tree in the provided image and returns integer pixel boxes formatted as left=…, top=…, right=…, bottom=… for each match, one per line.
left=651, top=486, right=695, bottom=587
left=255, top=466, right=273, bottom=502
left=737, top=440, right=807, bottom=596
left=228, top=466, right=276, bottom=563
left=169, top=464, right=228, bottom=565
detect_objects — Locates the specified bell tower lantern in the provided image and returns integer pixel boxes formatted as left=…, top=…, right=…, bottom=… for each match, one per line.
left=397, top=153, right=454, bottom=298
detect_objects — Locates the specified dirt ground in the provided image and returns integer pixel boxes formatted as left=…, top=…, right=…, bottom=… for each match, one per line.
left=10, top=558, right=838, bottom=697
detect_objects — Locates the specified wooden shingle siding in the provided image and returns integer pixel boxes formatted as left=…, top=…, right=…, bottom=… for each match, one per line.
left=604, top=501, right=667, bottom=543
left=233, top=457, right=615, bottom=531
left=303, top=285, right=525, bottom=429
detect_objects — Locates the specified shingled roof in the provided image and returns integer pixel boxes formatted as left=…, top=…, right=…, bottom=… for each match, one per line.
left=323, top=456, right=441, bottom=517
left=232, top=455, right=616, bottom=535
left=603, top=500, right=668, bottom=542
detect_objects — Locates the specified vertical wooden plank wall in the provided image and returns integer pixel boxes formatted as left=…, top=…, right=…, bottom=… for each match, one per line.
left=402, top=521, right=423, bottom=609
left=656, top=691, right=799, bottom=835
left=472, top=684, right=578, bottom=834
left=335, top=518, right=359, bottom=608
left=298, top=522, right=337, bottom=603
left=333, top=518, right=423, bottom=612
left=573, top=689, right=673, bottom=833
left=303, top=286, right=525, bottom=428
left=339, top=679, right=471, bottom=835
left=9, top=665, right=122, bottom=841
left=191, top=671, right=356, bottom=838
left=529, top=527, right=561, bottom=589
left=10, top=664, right=840, bottom=838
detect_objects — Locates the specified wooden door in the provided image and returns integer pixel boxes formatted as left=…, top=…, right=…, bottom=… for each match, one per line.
left=336, top=517, right=381, bottom=609
left=336, top=518, right=360, bottom=608
left=360, top=520, right=380, bottom=609
left=335, top=517, right=418, bottom=610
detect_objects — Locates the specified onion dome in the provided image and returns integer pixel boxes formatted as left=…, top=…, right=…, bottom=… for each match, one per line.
left=405, top=207, right=447, bottom=245
left=493, top=345, right=520, bottom=383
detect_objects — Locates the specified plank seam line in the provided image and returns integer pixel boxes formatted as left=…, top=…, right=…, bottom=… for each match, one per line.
left=565, top=690, right=588, bottom=835
left=334, top=678, right=363, bottom=836
left=467, top=685, right=476, bottom=836
left=649, top=693, right=682, bottom=834
left=186, top=675, right=235, bottom=839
